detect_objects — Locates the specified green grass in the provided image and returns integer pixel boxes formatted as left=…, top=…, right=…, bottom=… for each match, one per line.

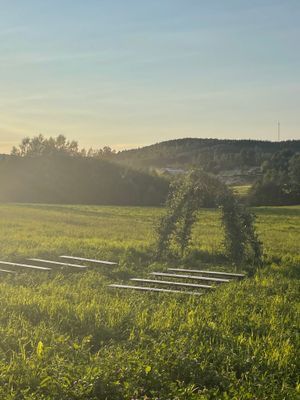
left=232, top=185, right=252, bottom=198
left=0, top=204, right=299, bottom=399
left=0, top=203, right=299, bottom=260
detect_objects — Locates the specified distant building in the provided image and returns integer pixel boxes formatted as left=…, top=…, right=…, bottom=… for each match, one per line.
left=218, top=167, right=262, bottom=185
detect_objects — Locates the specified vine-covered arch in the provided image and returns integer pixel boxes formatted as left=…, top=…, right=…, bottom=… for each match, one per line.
left=156, top=170, right=262, bottom=269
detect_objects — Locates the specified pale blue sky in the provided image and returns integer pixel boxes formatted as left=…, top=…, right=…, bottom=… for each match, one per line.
left=0, top=0, right=299, bottom=152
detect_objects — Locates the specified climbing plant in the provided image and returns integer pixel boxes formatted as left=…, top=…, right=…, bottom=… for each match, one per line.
left=156, top=170, right=262, bottom=270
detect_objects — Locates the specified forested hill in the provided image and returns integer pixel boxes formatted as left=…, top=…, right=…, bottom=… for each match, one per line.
left=115, top=138, right=300, bottom=172
left=0, top=155, right=168, bottom=206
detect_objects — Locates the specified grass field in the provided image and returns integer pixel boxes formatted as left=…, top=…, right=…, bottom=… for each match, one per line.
left=0, top=203, right=299, bottom=260
left=0, top=204, right=299, bottom=399
left=231, top=185, right=252, bottom=198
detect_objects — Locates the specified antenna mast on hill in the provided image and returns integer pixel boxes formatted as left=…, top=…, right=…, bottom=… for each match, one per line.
left=277, top=121, right=281, bottom=141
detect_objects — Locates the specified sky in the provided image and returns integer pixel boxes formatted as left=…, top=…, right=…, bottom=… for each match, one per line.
left=0, top=0, right=299, bottom=153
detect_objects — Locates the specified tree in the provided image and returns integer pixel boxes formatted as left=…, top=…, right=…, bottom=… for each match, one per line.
left=289, top=153, right=300, bottom=185
left=156, top=169, right=262, bottom=271
left=221, top=192, right=262, bottom=268
left=249, top=150, right=300, bottom=206
left=87, top=146, right=117, bottom=159
left=11, top=135, right=80, bottom=157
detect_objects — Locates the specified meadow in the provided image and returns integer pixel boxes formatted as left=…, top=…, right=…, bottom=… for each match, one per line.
left=0, top=204, right=299, bottom=399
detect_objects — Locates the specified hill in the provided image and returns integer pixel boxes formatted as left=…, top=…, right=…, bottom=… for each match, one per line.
left=115, top=138, right=300, bottom=176
left=0, top=155, right=168, bottom=206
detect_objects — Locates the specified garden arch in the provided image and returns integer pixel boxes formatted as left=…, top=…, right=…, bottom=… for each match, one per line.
left=156, top=170, right=262, bottom=269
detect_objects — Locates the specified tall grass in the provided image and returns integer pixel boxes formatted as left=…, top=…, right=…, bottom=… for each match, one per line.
left=0, top=204, right=299, bottom=399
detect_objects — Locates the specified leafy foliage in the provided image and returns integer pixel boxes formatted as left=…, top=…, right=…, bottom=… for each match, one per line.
left=156, top=171, right=224, bottom=257
left=11, top=134, right=81, bottom=157
left=221, top=194, right=262, bottom=270
left=249, top=150, right=300, bottom=205
left=156, top=170, right=262, bottom=269
left=11, top=134, right=117, bottom=160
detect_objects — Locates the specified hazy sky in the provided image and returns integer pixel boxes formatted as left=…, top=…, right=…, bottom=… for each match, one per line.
left=0, top=0, right=299, bottom=153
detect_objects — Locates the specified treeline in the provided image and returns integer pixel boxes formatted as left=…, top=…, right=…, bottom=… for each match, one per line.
left=248, top=150, right=300, bottom=206
left=11, top=134, right=117, bottom=160
left=2, top=135, right=300, bottom=206
left=115, top=138, right=300, bottom=172
left=116, top=138, right=300, bottom=205
left=0, top=136, right=168, bottom=206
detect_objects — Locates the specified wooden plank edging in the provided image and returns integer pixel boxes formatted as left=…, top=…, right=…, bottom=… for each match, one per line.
left=131, top=278, right=214, bottom=289
left=168, top=268, right=245, bottom=278
left=0, top=261, right=51, bottom=271
left=60, top=256, right=117, bottom=265
left=108, top=284, right=202, bottom=295
left=29, top=258, right=88, bottom=269
left=151, top=272, right=230, bottom=283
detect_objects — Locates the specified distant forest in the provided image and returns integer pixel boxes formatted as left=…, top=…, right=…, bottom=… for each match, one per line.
left=249, top=150, right=300, bottom=206
left=0, top=135, right=299, bottom=206
left=0, top=136, right=168, bottom=206
left=115, top=138, right=300, bottom=173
